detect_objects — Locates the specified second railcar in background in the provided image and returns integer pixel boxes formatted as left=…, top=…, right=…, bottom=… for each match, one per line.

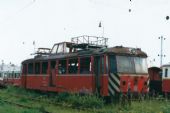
left=0, top=63, right=21, bottom=86
left=148, top=67, right=162, bottom=95
left=21, top=36, right=149, bottom=98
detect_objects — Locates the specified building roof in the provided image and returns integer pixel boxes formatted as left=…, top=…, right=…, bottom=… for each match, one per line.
left=0, top=64, right=21, bottom=72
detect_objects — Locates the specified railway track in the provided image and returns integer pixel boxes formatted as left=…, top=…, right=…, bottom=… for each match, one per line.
left=0, top=93, right=51, bottom=113
left=0, top=99, right=51, bottom=113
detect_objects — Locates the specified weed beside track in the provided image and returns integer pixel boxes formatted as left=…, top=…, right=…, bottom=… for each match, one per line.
left=1, top=86, right=170, bottom=113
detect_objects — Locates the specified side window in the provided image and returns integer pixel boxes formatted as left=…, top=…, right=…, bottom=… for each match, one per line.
left=51, top=61, right=56, bottom=69
left=68, top=58, right=78, bottom=74
left=42, top=62, right=48, bottom=74
left=58, top=60, right=66, bottom=74
left=28, top=63, right=33, bottom=74
left=165, top=68, right=168, bottom=77
left=80, top=57, right=91, bottom=74
left=35, top=62, right=40, bottom=74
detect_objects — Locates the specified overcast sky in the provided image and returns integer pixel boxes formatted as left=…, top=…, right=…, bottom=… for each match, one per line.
left=0, top=0, right=170, bottom=67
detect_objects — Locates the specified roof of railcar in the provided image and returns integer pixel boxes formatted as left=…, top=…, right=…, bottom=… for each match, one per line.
left=162, top=64, right=170, bottom=68
left=22, top=46, right=147, bottom=64
left=105, top=46, right=147, bottom=57
left=148, top=66, right=161, bottom=71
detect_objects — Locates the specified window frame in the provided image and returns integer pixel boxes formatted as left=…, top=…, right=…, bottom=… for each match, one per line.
left=68, top=58, right=78, bottom=74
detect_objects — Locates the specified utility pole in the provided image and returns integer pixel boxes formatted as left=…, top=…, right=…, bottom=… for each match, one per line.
left=158, top=36, right=166, bottom=66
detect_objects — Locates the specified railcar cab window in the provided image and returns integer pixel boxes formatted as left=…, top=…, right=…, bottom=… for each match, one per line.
left=80, top=57, right=91, bottom=74
left=28, top=63, right=33, bottom=74
left=35, top=62, right=40, bottom=74
left=42, top=62, right=48, bottom=74
left=58, top=60, right=66, bottom=74
left=68, top=58, right=78, bottom=74
left=116, top=56, right=147, bottom=74
left=134, top=57, right=147, bottom=73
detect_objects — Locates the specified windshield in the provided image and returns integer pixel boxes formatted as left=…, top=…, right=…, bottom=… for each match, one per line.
left=116, top=56, right=148, bottom=74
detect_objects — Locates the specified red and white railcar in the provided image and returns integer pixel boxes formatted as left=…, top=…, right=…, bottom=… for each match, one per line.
left=21, top=36, right=149, bottom=97
left=162, top=64, right=170, bottom=94
left=0, top=63, right=21, bottom=86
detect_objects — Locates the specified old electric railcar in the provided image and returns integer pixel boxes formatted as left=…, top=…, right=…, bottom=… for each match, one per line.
left=21, top=36, right=149, bottom=97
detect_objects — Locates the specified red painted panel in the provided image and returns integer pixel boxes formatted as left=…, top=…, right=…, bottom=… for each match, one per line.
left=5, top=78, right=21, bottom=86
left=119, top=74, right=149, bottom=93
left=24, top=74, right=96, bottom=94
left=55, top=74, right=93, bottom=93
left=26, top=75, right=49, bottom=90
left=162, top=79, right=170, bottom=93
left=100, top=75, right=108, bottom=96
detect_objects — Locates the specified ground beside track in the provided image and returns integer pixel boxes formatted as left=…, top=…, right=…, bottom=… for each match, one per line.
left=0, top=86, right=170, bottom=113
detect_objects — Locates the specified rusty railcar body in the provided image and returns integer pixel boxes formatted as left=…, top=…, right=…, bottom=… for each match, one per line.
left=21, top=36, right=149, bottom=97
left=148, top=67, right=162, bottom=94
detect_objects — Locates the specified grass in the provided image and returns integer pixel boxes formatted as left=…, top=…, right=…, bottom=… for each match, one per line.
left=0, top=86, right=170, bottom=113
left=0, top=100, right=41, bottom=113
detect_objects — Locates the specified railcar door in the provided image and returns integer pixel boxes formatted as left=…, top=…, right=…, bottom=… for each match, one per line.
left=50, top=69, right=56, bottom=86
left=49, top=61, right=56, bottom=86
left=108, top=55, right=120, bottom=97
left=94, top=56, right=101, bottom=94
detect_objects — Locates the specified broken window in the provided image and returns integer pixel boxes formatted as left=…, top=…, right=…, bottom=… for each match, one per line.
left=80, top=57, right=91, bottom=74
left=51, top=44, right=58, bottom=54
left=42, top=62, right=48, bottom=74
left=35, top=62, right=40, bottom=74
left=58, top=60, right=66, bottom=74
left=28, top=63, right=33, bottom=74
left=57, top=43, right=64, bottom=53
left=68, top=58, right=78, bottom=74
